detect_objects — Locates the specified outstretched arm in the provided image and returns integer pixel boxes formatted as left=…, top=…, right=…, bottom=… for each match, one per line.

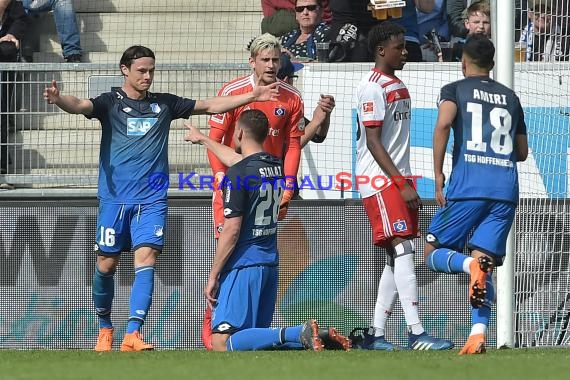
left=193, top=81, right=279, bottom=115
left=184, top=123, right=243, bottom=167
left=44, top=80, right=94, bottom=116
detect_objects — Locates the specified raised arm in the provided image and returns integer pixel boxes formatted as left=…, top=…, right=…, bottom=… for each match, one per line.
left=44, top=80, right=94, bottom=116
left=300, top=94, right=335, bottom=148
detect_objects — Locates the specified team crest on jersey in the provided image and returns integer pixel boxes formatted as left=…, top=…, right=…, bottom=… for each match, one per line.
left=274, top=106, right=286, bottom=117
left=150, top=103, right=161, bottom=113
left=127, top=117, right=158, bottom=135
left=298, top=118, right=306, bottom=131
left=154, top=225, right=164, bottom=237
left=362, top=101, right=374, bottom=114
left=392, top=219, right=408, bottom=233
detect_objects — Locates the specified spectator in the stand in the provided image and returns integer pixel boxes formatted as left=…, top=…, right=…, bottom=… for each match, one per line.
left=261, top=0, right=331, bottom=37
left=448, top=0, right=523, bottom=39
left=520, top=2, right=565, bottom=61
left=417, top=0, right=450, bottom=61
left=280, top=0, right=330, bottom=60
left=327, top=0, right=435, bottom=62
left=23, top=0, right=82, bottom=62
left=450, top=0, right=490, bottom=61
left=0, top=0, right=28, bottom=190
left=447, top=0, right=469, bottom=38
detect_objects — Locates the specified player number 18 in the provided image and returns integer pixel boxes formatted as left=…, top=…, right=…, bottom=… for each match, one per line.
left=466, top=102, right=513, bottom=155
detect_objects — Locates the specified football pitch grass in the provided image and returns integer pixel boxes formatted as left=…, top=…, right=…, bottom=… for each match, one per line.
left=1, top=348, right=570, bottom=380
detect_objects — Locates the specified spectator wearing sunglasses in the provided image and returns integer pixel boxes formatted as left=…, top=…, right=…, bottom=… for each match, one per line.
left=261, top=0, right=331, bottom=37
left=280, top=0, right=331, bottom=60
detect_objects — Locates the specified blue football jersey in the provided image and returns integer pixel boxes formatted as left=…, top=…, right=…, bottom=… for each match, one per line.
left=222, top=152, right=284, bottom=272
left=441, top=76, right=527, bottom=203
left=89, top=89, right=196, bottom=203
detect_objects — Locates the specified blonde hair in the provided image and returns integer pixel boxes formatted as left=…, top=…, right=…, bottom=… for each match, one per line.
left=249, top=33, right=281, bottom=58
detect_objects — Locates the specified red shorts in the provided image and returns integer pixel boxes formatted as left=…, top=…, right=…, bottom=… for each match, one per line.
left=212, top=189, right=224, bottom=239
left=362, top=182, right=420, bottom=247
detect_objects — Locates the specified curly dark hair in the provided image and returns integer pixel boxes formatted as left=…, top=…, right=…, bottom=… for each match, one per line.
left=367, top=22, right=406, bottom=56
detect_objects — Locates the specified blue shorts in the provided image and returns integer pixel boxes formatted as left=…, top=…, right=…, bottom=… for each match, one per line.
left=427, top=199, right=516, bottom=263
left=212, top=265, right=278, bottom=334
left=95, top=200, right=167, bottom=254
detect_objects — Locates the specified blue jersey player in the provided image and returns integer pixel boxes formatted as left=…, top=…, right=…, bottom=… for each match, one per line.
left=43, top=45, right=279, bottom=352
left=423, top=35, right=529, bottom=355
left=187, top=109, right=350, bottom=351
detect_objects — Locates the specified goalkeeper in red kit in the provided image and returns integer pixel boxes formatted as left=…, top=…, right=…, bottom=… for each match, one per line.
left=202, top=33, right=305, bottom=350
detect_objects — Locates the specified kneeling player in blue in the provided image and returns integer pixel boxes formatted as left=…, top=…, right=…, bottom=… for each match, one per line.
left=423, top=35, right=528, bottom=354
left=43, top=46, right=279, bottom=351
left=187, top=109, right=350, bottom=351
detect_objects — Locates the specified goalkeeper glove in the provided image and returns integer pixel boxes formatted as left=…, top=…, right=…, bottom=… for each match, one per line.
left=278, top=180, right=295, bottom=220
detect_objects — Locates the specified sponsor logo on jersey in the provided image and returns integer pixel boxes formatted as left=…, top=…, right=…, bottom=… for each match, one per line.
left=268, top=127, right=280, bottom=136
left=426, top=233, right=437, bottom=243
left=393, top=110, right=411, bottom=121
left=127, top=118, right=158, bottom=136
left=362, top=101, right=374, bottom=113
left=122, top=107, right=132, bottom=113
left=224, top=208, right=232, bottom=216
left=150, top=103, right=161, bottom=113
left=298, top=118, right=306, bottom=131
left=392, top=219, right=408, bottom=233
left=210, top=113, right=225, bottom=124
left=274, top=106, right=286, bottom=117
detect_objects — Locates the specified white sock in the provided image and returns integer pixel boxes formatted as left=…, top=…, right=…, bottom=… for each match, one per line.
left=394, top=241, right=423, bottom=333
left=371, top=264, right=398, bottom=336
left=470, top=323, right=487, bottom=336
left=463, top=257, right=474, bottom=274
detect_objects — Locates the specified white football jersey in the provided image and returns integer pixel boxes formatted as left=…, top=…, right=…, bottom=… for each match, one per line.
left=354, top=68, right=412, bottom=198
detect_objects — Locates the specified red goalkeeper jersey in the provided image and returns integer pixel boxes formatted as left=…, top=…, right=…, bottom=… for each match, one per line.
left=208, top=74, right=305, bottom=178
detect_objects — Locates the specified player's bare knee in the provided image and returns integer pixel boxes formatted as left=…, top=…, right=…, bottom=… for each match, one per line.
left=134, top=246, right=159, bottom=267
left=96, top=255, right=119, bottom=273
left=211, top=333, right=229, bottom=352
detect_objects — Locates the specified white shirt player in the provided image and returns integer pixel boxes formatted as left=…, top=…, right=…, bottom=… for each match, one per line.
left=355, top=69, right=412, bottom=198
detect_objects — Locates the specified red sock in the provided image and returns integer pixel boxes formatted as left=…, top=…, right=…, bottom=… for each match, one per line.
left=202, top=306, right=213, bottom=350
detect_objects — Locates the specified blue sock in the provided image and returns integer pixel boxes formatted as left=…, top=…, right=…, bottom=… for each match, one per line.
left=92, top=266, right=115, bottom=329
left=426, top=248, right=469, bottom=274
left=226, top=328, right=284, bottom=351
left=126, top=266, right=155, bottom=334
left=472, top=274, right=495, bottom=325
left=284, top=325, right=302, bottom=343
